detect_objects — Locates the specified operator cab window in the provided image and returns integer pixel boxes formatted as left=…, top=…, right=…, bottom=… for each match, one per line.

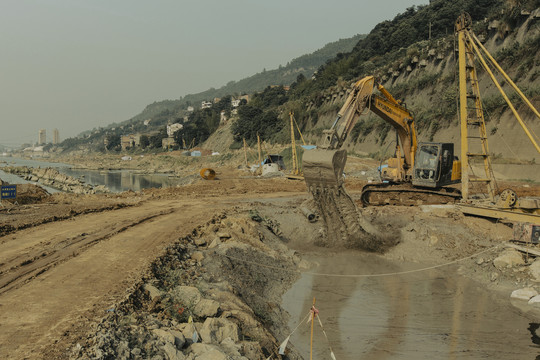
left=417, top=145, right=439, bottom=170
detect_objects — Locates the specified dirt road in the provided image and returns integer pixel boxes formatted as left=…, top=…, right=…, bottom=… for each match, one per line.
left=0, top=199, right=219, bottom=358
left=0, top=175, right=304, bottom=360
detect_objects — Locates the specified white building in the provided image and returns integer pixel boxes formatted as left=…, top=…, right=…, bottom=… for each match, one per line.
left=167, top=123, right=183, bottom=137
left=201, top=101, right=212, bottom=109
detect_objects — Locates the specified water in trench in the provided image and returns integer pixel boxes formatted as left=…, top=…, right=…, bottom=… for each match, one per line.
left=282, top=250, right=540, bottom=359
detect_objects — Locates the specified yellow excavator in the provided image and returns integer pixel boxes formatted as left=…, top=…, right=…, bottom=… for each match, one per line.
left=303, top=75, right=462, bottom=206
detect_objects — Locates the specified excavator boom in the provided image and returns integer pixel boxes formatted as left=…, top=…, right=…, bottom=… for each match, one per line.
left=303, top=75, right=417, bottom=189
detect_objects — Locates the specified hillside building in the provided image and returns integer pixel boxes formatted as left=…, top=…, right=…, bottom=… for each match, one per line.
left=167, top=123, right=183, bottom=137
left=121, top=134, right=140, bottom=150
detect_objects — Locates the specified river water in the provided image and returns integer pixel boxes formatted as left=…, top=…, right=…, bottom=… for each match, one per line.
left=282, top=250, right=540, bottom=359
left=0, top=157, right=185, bottom=193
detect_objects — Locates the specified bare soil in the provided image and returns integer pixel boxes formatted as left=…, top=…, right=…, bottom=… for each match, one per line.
left=0, top=164, right=539, bottom=359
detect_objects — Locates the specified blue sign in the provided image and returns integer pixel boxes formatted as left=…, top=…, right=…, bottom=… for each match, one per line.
left=1, top=185, right=17, bottom=199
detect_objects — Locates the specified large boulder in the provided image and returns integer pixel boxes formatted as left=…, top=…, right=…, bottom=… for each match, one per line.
left=529, top=259, right=540, bottom=282
left=199, top=318, right=239, bottom=344
left=194, top=299, right=220, bottom=318
left=171, top=286, right=202, bottom=307
left=177, top=322, right=203, bottom=344
left=162, top=342, right=185, bottom=360
left=153, top=328, right=176, bottom=345
left=152, top=328, right=186, bottom=350
left=143, top=283, right=164, bottom=303
left=511, top=287, right=538, bottom=300
left=189, top=343, right=228, bottom=360
left=493, top=249, right=524, bottom=270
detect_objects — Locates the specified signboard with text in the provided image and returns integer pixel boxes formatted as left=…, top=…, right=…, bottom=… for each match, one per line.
left=1, top=185, right=17, bottom=200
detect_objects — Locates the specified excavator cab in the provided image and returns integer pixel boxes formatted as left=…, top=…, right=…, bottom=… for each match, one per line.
left=412, top=142, right=460, bottom=188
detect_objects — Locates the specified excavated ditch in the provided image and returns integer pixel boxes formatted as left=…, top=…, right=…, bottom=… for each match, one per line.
left=281, top=251, right=540, bottom=359
left=74, top=200, right=540, bottom=359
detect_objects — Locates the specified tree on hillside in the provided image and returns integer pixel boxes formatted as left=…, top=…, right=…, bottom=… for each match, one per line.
left=106, top=134, right=121, bottom=151
left=251, top=86, right=289, bottom=108
left=306, top=0, right=504, bottom=91
left=149, top=128, right=167, bottom=149
left=173, top=121, right=210, bottom=149
left=231, top=104, right=283, bottom=143
left=149, top=135, right=162, bottom=149
left=140, top=135, right=150, bottom=149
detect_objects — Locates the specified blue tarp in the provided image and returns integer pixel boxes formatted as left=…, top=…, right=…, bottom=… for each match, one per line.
left=300, top=145, right=317, bottom=150
left=191, top=151, right=201, bottom=157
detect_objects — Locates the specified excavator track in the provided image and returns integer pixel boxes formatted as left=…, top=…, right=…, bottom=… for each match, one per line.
left=360, top=183, right=462, bottom=206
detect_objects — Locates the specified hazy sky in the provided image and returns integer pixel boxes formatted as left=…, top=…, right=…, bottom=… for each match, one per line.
left=0, top=0, right=428, bottom=146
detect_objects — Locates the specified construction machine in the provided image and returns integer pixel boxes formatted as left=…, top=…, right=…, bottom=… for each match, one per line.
left=303, top=75, right=462, bottom=207
left=454, top=12, right=540, bottom=225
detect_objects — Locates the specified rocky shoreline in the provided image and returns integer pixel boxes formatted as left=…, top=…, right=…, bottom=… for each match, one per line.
left=2, top=166, right=109, bottom=194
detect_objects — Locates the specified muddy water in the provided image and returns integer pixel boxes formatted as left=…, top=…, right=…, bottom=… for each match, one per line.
left=282, top=251, right=540, bottom=359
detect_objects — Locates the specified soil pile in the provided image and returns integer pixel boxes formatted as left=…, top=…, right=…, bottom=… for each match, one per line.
left=8, top=183, right=50, bottom=204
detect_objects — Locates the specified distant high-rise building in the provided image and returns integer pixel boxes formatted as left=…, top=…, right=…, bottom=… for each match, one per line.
left=38, top=129, right=46, bottom=145
left=53, top=128, right=59, bottom=144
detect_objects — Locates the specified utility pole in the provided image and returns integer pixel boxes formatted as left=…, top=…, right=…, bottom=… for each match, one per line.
left=429, top=22, right=432, bottom=40
left=257, top=133, right=261, bottom=167
left=243, top=138, right=248, bottom=167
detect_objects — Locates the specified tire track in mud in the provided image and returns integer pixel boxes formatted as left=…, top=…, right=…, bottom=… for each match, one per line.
left=0, top=203, right=131, bottom=238
left=0, top=208, right=175, bottom=295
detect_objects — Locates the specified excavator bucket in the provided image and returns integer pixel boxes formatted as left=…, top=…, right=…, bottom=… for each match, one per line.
left=302, top=148, right=347, bottom=189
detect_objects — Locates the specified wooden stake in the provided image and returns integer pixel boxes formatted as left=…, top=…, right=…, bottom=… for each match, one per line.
left=290, top=112, right=298, bottom=175
left=257, top=133, right=262, bottom=167
left=243, top=138, right=248, bottom=167
left=310, top=297, right=316, bottom=360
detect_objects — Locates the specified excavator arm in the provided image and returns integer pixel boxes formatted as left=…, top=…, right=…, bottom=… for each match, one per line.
left=303, top=75, right=417, bottom=188
left=320, top=76, right=377, bottom=150
left=301, top=75, right=420, bottom=249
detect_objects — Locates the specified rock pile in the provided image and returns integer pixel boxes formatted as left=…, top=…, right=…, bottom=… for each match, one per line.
left=2, top=166, right=109, bottom=194
left=76, top=212, right=302, bottom=360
